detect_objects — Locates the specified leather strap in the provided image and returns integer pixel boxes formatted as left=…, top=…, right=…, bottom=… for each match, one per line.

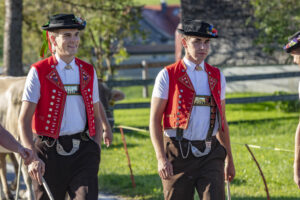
left=176, top=95, right=217, bottom=141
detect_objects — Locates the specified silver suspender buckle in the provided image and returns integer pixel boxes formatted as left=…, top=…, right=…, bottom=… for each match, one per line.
left=191, top=140, right=211, bottom=157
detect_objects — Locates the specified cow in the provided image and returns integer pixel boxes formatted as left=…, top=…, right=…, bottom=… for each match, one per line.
left=0, top=76, right=124, bottom=199
left=0, top=76, right=34, bottom=200
left=98, top=80, right=125, bottom=129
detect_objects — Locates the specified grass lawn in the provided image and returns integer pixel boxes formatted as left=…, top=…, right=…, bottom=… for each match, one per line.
left=98, top=90, right=300, bottom=199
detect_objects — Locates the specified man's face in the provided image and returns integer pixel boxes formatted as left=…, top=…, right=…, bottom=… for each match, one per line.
left=182, top=36, right=210, bottom=63
left=292, top=54, right=300, bottom=66
left=291, top=48, right=300, bottom=66
left=52, top=29, right=80, bottom=58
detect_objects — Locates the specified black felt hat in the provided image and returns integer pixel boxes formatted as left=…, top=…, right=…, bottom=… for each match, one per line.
left=284, top=31, right=300, bottom=53
left=41, top=14, right=86, bottom=31
left=178, top=19, right=218, bottom=38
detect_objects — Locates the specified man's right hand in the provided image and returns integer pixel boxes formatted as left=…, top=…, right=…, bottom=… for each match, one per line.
left=294, top=163, right=300, bottom=189
left=158, top=158, right=173, bottom=179
left=28, top=156, right=45, bottom=185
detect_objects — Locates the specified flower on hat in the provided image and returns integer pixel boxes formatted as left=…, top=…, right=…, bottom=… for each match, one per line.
left=74, top=16, right=86, bottom=26
left=284, top=35, right=300, bottom=50
left=207, top=25, right=218, bottom=37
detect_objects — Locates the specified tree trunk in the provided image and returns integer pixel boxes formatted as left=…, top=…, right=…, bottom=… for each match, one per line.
left=3, top=0, right=23, bottom=76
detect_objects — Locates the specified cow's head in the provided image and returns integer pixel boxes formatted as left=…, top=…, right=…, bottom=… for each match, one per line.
left=98, top=80, right=125, bottom=129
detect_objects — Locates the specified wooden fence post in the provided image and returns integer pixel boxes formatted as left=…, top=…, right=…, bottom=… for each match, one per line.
left=142, top=60, right=149, bottom=98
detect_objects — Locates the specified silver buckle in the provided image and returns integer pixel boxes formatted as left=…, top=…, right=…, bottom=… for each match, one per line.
left=194, top=97, right=207, bottom=105
left=191, top=141, right=211, bottom=157
left=56, top=139, right=80, bottom=156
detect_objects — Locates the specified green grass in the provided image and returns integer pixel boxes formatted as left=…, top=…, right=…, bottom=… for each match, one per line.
left=98, top=91, right=300, bottom=199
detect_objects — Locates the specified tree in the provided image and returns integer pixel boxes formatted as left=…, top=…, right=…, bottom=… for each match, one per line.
left=3, top=0, right=24, bottom=76
left=21, top=0, right=143, bottom=79
left=250, top=0, right=300, bottom=54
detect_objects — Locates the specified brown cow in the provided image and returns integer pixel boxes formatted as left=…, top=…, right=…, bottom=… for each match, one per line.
left=0, top=76, right=124, bottom=199
left=0, top=76, right=34, bottom=200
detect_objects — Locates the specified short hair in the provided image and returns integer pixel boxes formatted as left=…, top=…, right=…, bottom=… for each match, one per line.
left=47, top=30, right=58, bottom=52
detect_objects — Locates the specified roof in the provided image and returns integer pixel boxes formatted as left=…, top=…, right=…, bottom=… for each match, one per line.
left=142, top=4, right=180, bottom=38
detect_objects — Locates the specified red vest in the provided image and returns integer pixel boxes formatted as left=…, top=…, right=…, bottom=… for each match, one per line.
left=31, top=56, right=96, bottom=139
left=163, top=60, right=224, bottom=131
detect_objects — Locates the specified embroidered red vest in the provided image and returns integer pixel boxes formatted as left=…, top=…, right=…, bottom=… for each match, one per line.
left=31, top=56, right=96, bottom=139
left=163, top=60, right=225, bottom=132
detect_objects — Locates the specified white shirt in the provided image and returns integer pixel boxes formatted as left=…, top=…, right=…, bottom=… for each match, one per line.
left=22, top=54, right=100, bottom=136
left=152, top=57, right=226, bottom=140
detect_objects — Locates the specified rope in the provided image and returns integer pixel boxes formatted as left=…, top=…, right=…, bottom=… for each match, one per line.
left=232, top=142, right=293, bottom=153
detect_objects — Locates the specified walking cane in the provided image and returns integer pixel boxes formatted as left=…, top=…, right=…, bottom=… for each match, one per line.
left=14, top=157, right=54, bottom=200
left=15, top=156, right=22, bottom=200
left=42, top=177, right=55, bottom=200
left=227, top=181, right=231, bottom=200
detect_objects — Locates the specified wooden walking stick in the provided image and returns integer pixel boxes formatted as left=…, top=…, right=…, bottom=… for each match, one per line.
left=42, top=177, right=55, bottom=200
left=226, top=181, right=231, bottom=200
left=245, top=144, right=270, bottom=200
left=119, top=127, right=136, bottom=188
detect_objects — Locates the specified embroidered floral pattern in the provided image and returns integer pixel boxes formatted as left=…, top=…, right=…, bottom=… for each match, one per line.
left=49, top=71, right=59, bottom=85
left=208, top=76, right=217, bottom=90
left=178, top=74, right=194, bottom=91
left=284, top=35, right=300, bottom=50
left=74, top=16, right=86, bottom=27
left=80, top=68, right=91, bottom=89
left=47, top=70, right=65, bottom=90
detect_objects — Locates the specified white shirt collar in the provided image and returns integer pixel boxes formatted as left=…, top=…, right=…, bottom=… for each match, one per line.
left=55, top=54, right=76, bottom=71
left=183, top=57, right=205, bottom=71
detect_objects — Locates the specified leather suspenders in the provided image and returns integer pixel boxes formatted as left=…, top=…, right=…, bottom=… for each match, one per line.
left=176, top=95, right=217, bottom=158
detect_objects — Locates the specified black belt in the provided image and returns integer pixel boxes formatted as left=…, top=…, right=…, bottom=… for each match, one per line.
left=37, top=131, right=89, bottom=148
left=170, top=136, right=217, bottom=152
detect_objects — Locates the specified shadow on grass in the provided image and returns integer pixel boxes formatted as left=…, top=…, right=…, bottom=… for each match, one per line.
left=99, top=173, right=163, bottom=199
left=228, top=102, right=278, bottom=112
left=99, top=174, right=299, bottom=200
left=112, top=129, right=149, bottom=139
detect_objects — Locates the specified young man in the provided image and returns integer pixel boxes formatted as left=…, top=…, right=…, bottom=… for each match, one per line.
left=18, top=14, right=112, bottom=199
left=0, top=125, right=33, bottom=165
left=284, top=31, right=300, bottom=189
left=150, top=19, right=235, bottom=199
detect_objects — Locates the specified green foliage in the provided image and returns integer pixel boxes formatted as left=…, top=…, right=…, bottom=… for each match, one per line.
left=20, top=0, right=144, bottom=77
left=98, top=91, right=300, bottom=199
left=250, top=0, right=300, bottom=54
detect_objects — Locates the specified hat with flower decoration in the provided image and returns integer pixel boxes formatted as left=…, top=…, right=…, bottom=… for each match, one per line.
left=177, top=19, right=218, bottom=38
left=284, top=31, right=300, bottom=53
left=42, top=14, right=86, bottom=30
left=40, top=14, right=86, bottom=57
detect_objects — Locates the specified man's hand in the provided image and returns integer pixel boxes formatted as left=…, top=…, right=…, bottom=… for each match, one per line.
left=103, top=128, right=113, bottom=147
left=294, top=163, right=300, bottom=188
left=224, top=159, right=235, bottom=182
left=28, top=156, right=45, bottom=185
left=18, top=145, right=34, bottom=165
left=158, top=158, right=173, bottom=180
